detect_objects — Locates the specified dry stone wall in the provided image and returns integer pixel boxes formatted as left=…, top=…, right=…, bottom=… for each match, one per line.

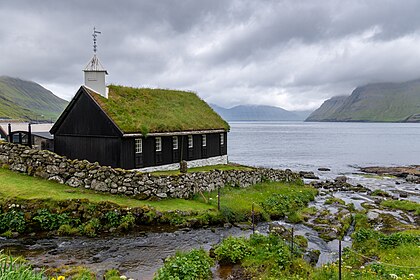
left=0, top=141, right=300, bottom=199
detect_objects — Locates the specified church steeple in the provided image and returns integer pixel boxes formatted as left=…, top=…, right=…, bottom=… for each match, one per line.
left=83, top=27, right=108, bottom=98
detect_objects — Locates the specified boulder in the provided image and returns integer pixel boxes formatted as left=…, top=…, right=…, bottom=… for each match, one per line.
left=334, top=176, right=347, bottom=184
left=299, top=171, right=319, bottom=179
left=318, top=167, right=331, bottom=172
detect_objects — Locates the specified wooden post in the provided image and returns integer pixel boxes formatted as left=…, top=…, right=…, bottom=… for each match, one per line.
left=27, top=123, right=32, bottom=148
left=252, top=203, right=255, bottom=234
left=217, top=186, right=220, bottom=211
left=7, top=123, right=11, bottom=142
left=339, top=239, right=342, bottom=280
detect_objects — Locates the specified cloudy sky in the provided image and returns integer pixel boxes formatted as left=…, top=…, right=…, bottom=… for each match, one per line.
left=2, top=0, right=420, bottom=111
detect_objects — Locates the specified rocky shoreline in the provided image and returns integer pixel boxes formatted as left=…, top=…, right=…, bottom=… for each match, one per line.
left=360, top=165, right=420, bottom=184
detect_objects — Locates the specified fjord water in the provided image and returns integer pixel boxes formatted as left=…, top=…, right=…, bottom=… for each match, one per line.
left=228, top=121, right=420, bottom=173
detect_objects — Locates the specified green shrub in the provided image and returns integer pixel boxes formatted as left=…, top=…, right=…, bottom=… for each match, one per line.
left=0, top=210, right=26, bottom=233
left=104, top=210, right=120, bottom=228
left=32, top=209, right=73, bottom=231
left=378, top=232, right=420, bottom=248
left=214, top=236, right=253, bottom=264
left=104, top=269, right=120, bottom=280
left=219, top=206, right=246, bottom=223
left=118, top=213, right=136, bottom=231
left=260, top=191, right=316, bottom=219
left=154, top=249, right=214, bottom=280
left=57, top=224, right=79, bottom=236
left=79, top=218, right=101, bottom=237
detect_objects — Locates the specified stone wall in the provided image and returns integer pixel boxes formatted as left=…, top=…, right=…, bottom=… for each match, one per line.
left=0, top=141, right=300, bottom=199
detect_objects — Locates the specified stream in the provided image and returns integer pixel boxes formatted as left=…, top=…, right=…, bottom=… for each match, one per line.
left=0, top=169, right=418, bottom=280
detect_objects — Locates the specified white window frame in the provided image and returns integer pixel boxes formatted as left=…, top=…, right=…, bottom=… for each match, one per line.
left=155, top=137, right=162, bottom=152
left=202, top=134, right=207, bottom=147
left=188, top=135, right=193, bottom=148
left=220, top=133, right=224, bottom=146
left=172, top=136, right=178, bottom=150
left=135, top=138, right=142, bottom=154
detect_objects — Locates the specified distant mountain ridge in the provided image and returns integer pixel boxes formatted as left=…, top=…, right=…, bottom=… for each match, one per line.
left=210, top=104, right=311, bottom=121
left=0, top=76, right=68, bottom=121
left=306, top=79, right=420, bottom=122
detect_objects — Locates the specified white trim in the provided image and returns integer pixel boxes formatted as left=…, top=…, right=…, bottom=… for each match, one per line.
left=134, top=155, right=228, bottom=172
left=155, top=137, right=162, bottom=152
left=122, top=129, right=226, bottom=137
left=202, top=134, right=207, bottom=147
left=188, top=135, right=193, bottom=148
left=135, top=138, right=142, bottom=154
left=172, top=136, right=178, bottom=150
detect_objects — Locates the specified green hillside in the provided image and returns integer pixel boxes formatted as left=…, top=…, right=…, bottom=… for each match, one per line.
left=0, top=76, right=68, bottom=121
left=306, top=79, right=420, bottom=122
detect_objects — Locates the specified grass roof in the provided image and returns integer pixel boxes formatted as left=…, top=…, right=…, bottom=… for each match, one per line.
left=87, top=85, right=229, bottom=135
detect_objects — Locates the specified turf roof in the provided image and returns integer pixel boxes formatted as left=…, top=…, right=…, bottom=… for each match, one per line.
left=86, top=85, right=229, bottom=135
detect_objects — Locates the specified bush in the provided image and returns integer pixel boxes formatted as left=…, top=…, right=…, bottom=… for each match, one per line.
left=104, top=210, right=120, bottom=228
left=214, top=236, right=253, bottom=264
left=118, top=213, right=136, bottom=231
left=33, top=209, right=73, bottom=231
left=260, top=191, right=316, bottom=219
left=0, top=210, right=26, bottom=233
left=104, top=269, right=120, bottom=280
left=154, top=249, right=214, bottom=280
left=57, top=224, right=79, bottom=236
left=78, top=218, right=101, bottom=237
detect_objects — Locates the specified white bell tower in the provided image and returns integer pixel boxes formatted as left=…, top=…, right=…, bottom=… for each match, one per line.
left=83, top=27, right=108, bottom=98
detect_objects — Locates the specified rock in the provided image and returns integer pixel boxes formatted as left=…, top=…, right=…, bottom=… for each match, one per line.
left=223, top=223, right=232, bottom=228
left=299, top=171, right=319, bottom=179
left=66, top=177, right=82, bottom=188
left=156, top=193, right=167, bottom=198
left=268, top=223, right=291, bottom=239
left=304, top=250, right=320, bottom=266
left=406, top=174, right=420, bottom=183
left=335, top=176, right=347, bottom=184
left=91, top=180, right=109, bottom=192
left=367, top=210, right=379, bottom=221
left=48, top=175, right=64, bottom=184
left=234, top=223, right=252, bottom=230
left=399, top=193, right=408, bottom=198
left=318, top=168, right=331, bottom=172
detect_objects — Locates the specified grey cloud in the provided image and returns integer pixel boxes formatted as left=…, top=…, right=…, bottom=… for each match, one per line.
left=2, top=0, right=420, bottom=109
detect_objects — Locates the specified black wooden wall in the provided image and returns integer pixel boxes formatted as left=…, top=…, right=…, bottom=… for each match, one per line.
left=52, top=87, right=228, bottom=170
left=53, top=90, right=123, bottom=168
left=124, top=132, right=228, bottom=169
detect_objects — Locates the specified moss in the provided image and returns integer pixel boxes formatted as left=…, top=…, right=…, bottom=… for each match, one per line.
left=371, top=189, right=392, bottom=197
left=294, top=235, right=308, bottom=249
left=324, top=197, right=345, bottom=205
left=88, top=85, right=230, bottom=134
left=381, top=199, right=420, bottom=215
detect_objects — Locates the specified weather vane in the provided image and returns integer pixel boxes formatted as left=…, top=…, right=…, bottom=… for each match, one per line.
left=92, top=27, right=101, bottom=54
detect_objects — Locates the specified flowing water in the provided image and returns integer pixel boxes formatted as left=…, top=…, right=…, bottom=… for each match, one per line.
left=1, top=121, right=419, bottom=279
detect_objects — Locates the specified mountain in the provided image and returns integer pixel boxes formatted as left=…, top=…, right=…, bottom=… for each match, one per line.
left=306, top=79, right=420, bottom=122
left=0, top=76, right=68, bottom=121
left=210, top=104, right=309, bottom=121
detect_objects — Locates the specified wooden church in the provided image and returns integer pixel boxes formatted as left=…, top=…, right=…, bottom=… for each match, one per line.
left=50, top=40, right=229, bottom=171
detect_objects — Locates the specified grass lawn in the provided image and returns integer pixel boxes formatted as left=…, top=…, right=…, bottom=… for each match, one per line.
left=0, top=168, right=311, bottom=221
left=0, top=168, right=212, bottom=212
left=194, top=180, right=316, bottom=221
left=151, top=163, right=254, bottom=176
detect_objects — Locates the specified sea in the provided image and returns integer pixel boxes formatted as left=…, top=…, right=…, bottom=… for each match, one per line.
left=228, top=121, right=420, bottom=174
